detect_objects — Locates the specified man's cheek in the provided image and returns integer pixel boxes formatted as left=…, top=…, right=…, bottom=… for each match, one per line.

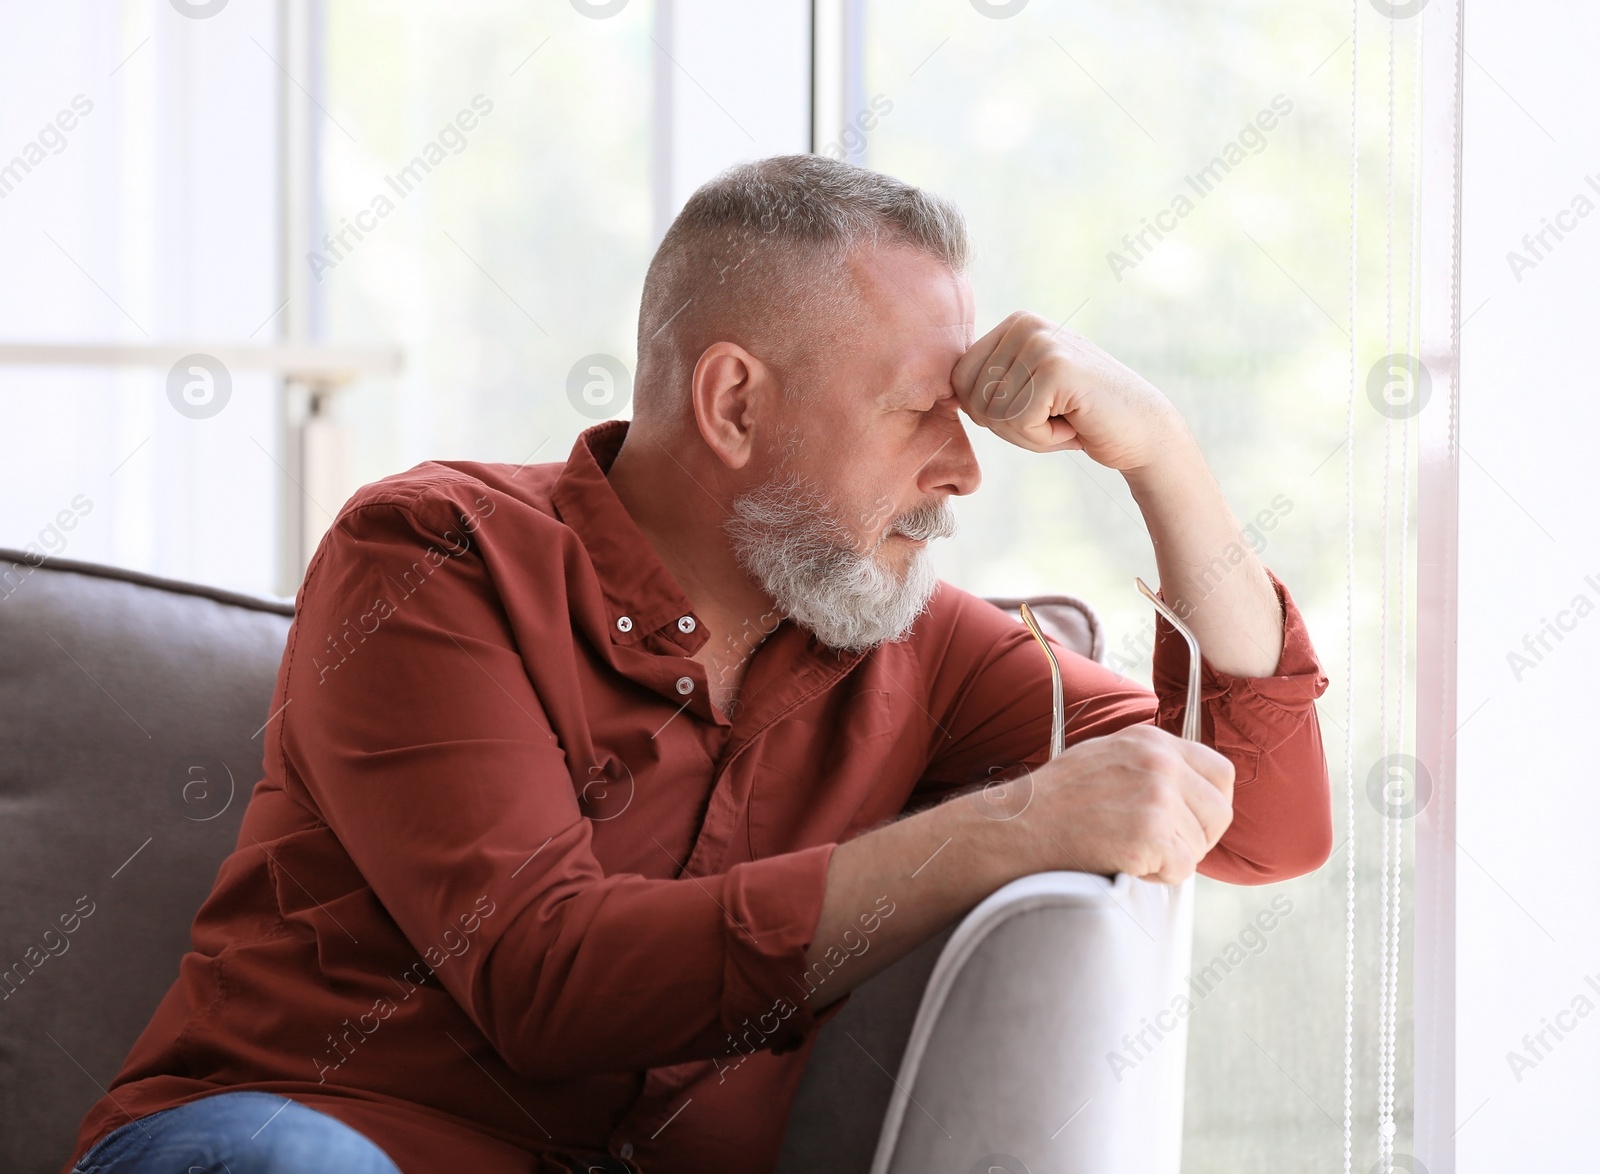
left=856, top=491, right=895, bottom=533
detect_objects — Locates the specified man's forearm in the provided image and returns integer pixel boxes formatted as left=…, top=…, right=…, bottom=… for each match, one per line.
left=801, top=790, right=1022, bottom=1010
left=1123, top=428, right=1284, bottom=678
left=799, top=721, right=1239, bottom=1010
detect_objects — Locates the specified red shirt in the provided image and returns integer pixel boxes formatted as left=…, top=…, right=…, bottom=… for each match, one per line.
left=66, top=419, right=1331, bottom=1174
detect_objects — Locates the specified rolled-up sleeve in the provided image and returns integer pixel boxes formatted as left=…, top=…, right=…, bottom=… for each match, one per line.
left=273, top=490, right=835, bottom=1083
left=1150, top=567, right=1332, bottom=882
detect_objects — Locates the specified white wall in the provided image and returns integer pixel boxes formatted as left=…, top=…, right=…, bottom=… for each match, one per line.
left=1450, top=0, right=1600, bottom=1166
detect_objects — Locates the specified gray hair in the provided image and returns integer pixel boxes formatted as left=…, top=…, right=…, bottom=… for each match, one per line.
left=632, top=154, right=970, bottom=423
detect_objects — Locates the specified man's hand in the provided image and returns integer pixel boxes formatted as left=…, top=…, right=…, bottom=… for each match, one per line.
left=1012, top=725, right=1236, bottom=885
left=950, top=310, right=1187, bottom=470
left=952, top=310, right=1286, bottom=677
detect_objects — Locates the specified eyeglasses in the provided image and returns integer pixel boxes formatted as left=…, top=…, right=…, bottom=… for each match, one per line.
left=1019, top=576, right=1203, bottom=761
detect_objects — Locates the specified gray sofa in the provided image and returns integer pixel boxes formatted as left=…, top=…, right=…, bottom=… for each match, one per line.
left=0, top=549, right=1189, bottom=1174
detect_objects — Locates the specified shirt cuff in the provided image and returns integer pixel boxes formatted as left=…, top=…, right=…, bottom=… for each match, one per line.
left=717, top=842, right=838, bottom=1055
left=1149, top=566, right=1329, bottom=784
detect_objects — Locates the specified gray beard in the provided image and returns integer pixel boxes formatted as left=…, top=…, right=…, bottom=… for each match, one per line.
left=723, top=467, right=958, bottom=653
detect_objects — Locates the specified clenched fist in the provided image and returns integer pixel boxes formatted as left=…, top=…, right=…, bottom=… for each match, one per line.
left=1005, top=724, right=1236, bottom=885
left=950, top=310, right=1189, bottom=472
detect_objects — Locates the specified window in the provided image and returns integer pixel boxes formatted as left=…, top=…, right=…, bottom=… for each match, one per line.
left=0, top=4, right=284, bottom=595
left=314, top=0, right=658, bottom=568
left=847, top=2, right=1421, bottom=1167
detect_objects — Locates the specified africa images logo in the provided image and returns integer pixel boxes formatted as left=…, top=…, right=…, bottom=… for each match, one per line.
left=166, top=354, right=231, bottom=419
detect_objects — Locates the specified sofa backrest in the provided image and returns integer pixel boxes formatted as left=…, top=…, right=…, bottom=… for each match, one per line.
left=0, top=549, right=1102, bottom=1174
left=0, top=550, right=293, bottom=1174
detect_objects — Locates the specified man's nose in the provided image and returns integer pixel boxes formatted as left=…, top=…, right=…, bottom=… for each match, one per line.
left=922, top=414, right=982, bottom=498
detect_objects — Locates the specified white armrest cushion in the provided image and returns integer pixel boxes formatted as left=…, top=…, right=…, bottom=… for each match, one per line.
left=871, top=872, right=1195, bottom=1174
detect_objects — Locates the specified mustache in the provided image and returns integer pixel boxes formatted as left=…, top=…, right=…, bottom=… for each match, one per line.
left=883, top=499, right=959, bottom=544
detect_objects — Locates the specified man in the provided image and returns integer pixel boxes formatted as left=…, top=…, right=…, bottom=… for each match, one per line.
left=65, top=155, right=1330, bottom=1174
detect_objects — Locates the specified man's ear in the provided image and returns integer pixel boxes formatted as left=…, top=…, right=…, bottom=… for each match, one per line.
left=691, top=341, right=776, bottom=472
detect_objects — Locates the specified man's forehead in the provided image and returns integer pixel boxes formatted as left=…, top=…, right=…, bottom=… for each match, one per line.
left=846, top=245, right=974, bottom=332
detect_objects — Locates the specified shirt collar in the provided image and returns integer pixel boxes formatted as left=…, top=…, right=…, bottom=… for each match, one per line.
left=550, top=419, right=708, bottom=654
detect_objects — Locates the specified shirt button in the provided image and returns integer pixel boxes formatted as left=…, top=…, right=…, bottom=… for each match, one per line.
left=616, top=616, right=633, bottom=633
left=619, top=1142, right=635, bottom=1159
left=675, top=676, right=694, bottom=695
left=677, top=615, right=696, bottom=633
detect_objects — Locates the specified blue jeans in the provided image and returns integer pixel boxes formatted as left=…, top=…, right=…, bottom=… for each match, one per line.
left=71, top=1091, right=401, bottom=1173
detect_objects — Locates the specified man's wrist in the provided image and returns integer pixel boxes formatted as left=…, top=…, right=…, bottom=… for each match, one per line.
left=1120, top=424, right=1208, bottom=506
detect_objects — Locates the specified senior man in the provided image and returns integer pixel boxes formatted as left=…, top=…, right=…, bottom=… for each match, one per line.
left=66, top=155, right=1330, bottom=1174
